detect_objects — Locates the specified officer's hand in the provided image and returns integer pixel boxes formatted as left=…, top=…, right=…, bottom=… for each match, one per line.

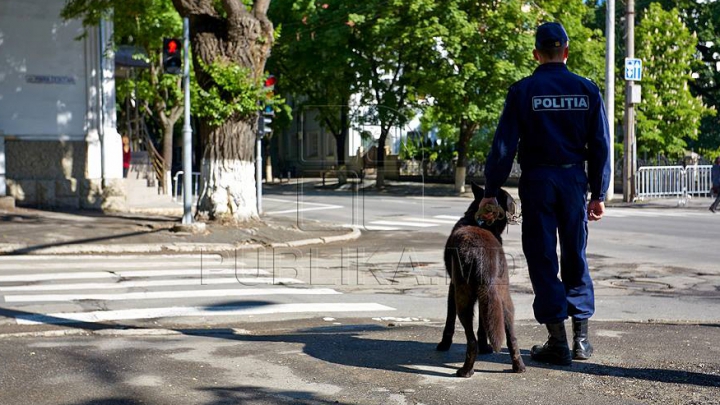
left=479, top=197, right=498, bottom=210
left=587, top=200, right=605, bottom=221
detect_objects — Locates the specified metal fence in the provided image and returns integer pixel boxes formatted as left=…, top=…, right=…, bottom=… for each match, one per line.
left=173, top=171, right=202, bottom=203
left=636, top=165, right=713, bottom=205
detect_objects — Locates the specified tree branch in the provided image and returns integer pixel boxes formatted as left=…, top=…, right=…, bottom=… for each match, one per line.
left=171, top=0, right=217, bottom=17
left=221, top=0, right=247, bottom=21
left=323, top=116, right=339, bottom=137
left=169, top=104, right=184, bottom=124
left=253, top=0, right=271, bottom=18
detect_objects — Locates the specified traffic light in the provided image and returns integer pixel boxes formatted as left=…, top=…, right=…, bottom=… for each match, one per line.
left=163, top=38, right=182, bottom=75
left=258, top=75, right=276, bottom=137
left=259, top=108, right=274, bottom=137
left=264, top=75, right=276, bottom=93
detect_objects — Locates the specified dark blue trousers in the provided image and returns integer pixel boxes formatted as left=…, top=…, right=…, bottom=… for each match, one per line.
left=519, top=166, right=594, bottom=324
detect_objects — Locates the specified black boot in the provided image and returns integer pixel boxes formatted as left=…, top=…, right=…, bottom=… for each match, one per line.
left=531, top=321, right=572, bottom=366
left=572, top=318, right=594, bottom=360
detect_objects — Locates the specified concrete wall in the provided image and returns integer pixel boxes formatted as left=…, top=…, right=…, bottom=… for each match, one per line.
left=3, top=140, right=105, bottom=209
left=0, top=0, right=87, bottom=140
left=0, top=0, right=124, bottom=209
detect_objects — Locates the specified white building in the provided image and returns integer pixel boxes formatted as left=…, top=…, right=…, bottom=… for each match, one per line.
left=0, top=0, right=123, bottom=209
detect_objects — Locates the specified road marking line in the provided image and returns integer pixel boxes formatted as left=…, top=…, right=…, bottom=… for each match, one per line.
left=370, top=220, right=437, bottom=228
left=434, top=215, right=460, bottom=220
left=5, top=287, right=341, bottom=303
left=0, top=277, right=305, bottom=292
left=263, top=197, right=344, bottom=215
left=341, top=224, right=400, bottom=231
left=0, top=254, right=224, bottom=262
left=0, top=268, right=270, bottom=283
left=401, top=217, right=457, bottom=224
left=0, top=261, right=238, bottom=271
left=15, top=302, right=396, bottom=325
left=265, top=205, right=343, bottom=215
left=264, top=197, right=336, bottom=207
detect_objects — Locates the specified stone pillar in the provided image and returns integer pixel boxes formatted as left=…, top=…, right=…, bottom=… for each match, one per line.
left=84, top=20, right=125, bottom=211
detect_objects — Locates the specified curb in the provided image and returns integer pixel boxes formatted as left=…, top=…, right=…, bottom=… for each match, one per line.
left=0, top=227, right=362, bottom=255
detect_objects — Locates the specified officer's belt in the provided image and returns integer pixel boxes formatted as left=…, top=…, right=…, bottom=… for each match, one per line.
left=522, top=163, right=583, bottom=169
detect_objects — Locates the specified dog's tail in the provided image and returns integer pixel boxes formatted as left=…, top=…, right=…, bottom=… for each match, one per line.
left=481, top=283, right=506, bottom=352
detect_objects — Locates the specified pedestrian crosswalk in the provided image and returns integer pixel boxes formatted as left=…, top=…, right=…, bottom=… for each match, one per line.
left=602, top=208, right=711, bottom=218
left=345, top=215, right=459, bottom=231
left=343, top=209, right=715, bottom=230
left=0, top=254, right=395, bottom=327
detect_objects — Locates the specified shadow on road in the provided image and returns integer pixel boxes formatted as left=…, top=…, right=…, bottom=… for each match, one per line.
left=209, top=324, right=720, bottom=388
left=3, top=228, right=167, bottom=255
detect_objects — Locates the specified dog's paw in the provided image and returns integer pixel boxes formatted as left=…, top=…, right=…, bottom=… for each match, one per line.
left=512, top=361, right=526, bottom=373
left=456, top=368, right=475, bottom=378
left=436, top=340, right=452, bottom=351
left=478, top=344, right=494, bottom=354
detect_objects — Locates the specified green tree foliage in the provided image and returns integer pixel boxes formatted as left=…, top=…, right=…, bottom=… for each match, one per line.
left=417, top=0, right=535, bottom=191
left=640, top=0, right=720, bottom=157
left=534, top=0, right=606, bottom=86
left=348, top=0, right=443, bottom=188
left=268, top=0, right=357, bottom=167
left=416, top=0, right=604, bottom=190
left=635, top=3, right=714, bottom=158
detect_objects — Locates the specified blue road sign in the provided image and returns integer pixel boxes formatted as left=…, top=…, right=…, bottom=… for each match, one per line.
left=625, top=58, right=642, bottom=81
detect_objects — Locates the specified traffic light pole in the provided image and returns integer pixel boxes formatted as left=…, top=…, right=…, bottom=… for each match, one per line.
left=605, top=0, right=615, bottom=201
left=623, top=0, right=636, bottom=203
left=181, top=17, right=193, bottom=224
left=256, top=114, right=263, bottom=215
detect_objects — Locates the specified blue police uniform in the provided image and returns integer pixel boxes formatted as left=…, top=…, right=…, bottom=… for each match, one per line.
left=483, top=49, right=611, bottom=324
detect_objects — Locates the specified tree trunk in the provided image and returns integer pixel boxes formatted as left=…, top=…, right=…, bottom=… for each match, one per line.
left=162, top=122, right=174, bottom=194
left=337, top=105, right=348, bottom=167
left=455, top=120, right=475, bottom=193
left=264, top=138, right=273, bottom=183
left=172, top=0, right=273, bottom=222
left=197, top=118, right=257, bottom=221
left=376, top=132, right=387, bottom=189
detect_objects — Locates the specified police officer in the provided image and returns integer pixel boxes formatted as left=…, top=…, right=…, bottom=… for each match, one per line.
left=480, top=22, right=611, bottom=365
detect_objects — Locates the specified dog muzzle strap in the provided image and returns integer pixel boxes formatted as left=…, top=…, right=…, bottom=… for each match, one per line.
left=475, top=204, right=506, bottom=226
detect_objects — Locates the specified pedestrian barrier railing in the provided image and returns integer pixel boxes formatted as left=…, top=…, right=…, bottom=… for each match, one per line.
left=636, top=165, right=713, bottom=206
left=173, top=171, right=202, bottom=203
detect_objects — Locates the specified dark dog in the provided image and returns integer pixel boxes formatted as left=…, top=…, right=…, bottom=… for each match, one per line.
left=436, top=183, right=525, bottom=376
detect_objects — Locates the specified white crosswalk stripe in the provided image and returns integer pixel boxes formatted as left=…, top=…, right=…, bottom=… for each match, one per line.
left=360, top=215, right=459, bottom=230
left=602, top=208, right=710, bottom=218
left=0, top=254, right=395, bottom=326
left=15, top=303, right=395, bottom=325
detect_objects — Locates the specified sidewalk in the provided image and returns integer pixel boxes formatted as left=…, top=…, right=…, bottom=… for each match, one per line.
left=0, top=206, right=358, bottom=255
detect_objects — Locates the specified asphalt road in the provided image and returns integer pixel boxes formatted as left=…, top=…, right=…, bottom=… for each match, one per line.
left=1, top=185, right=719, bottom=404
left=0, top=319, right=717, bottom=405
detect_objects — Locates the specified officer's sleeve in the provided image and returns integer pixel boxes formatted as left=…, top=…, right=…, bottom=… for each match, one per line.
left=587, top=89, right=611, bottom=201
left=484, top=86, right=520, bottom=198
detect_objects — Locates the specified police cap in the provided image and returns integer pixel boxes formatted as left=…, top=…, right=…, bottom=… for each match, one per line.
left=535, top=22, right=569, bottom=50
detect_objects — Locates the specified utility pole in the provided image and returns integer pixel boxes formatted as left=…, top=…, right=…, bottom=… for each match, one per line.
left=605, top=0, right=615, bottom=201
left=181, top=17, right=193, bottom=224
left=623, top=0, right=636, bottom=203
left=256, top=115, right=263, bottom=215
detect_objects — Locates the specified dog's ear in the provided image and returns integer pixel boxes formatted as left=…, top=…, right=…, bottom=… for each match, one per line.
left=471, top=182, right=484, bottom=200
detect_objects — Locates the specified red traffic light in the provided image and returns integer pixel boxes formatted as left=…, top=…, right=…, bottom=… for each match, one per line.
left=167, top=39, right=179, bottom=54
left=163, top=38, right=182, bottom=74
left=264, top=75, right=277, bottom=88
